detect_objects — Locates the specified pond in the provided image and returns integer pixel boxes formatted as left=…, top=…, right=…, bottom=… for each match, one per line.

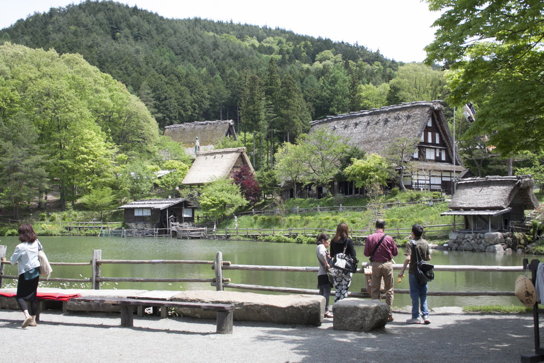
left=0, top=236, right=535, bottom=308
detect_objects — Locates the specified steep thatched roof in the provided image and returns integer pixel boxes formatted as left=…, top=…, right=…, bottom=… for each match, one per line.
left=310, top=101, right=462, bottom=165
left=119, top=198, right=193, bottom=210
left=182, top=147, right=254, bottom=186
left=164, top=120, right=236, bottom=147
left=448, top=176, right=539, bottom=210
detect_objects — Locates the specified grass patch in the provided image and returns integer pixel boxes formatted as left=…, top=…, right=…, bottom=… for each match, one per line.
left=463, top=305, right=532, bottom=314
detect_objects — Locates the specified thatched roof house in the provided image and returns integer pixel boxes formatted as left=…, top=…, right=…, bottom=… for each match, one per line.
left=310, top=101, right=466, bottom=193
left=182, top=147, right=254, bottom=186
left=441, top=176, right=539, bottom=232
left=119, top=198, right=197, bottom=229
left=164, top=120, right=236, bottom=157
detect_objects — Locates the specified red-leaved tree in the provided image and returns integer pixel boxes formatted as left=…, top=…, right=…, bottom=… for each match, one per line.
left=232, top=165, right=261, bottom=204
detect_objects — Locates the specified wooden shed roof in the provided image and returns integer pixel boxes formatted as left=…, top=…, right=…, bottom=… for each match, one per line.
left=181, top=147, right=253, bottom=185
left=310, top=101, right=462, bottom=165
left=164, top=120, right=236, bottom=147
left=119, top=198, right=193, bottom=210
left=448, top=176, right=539, bottom=210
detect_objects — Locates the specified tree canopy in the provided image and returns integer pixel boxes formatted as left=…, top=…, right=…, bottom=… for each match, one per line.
left=425, top=0, right=544, bottom=154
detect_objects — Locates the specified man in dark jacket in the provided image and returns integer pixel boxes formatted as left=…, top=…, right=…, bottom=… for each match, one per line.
left=364, top=219, right=398, bottom=321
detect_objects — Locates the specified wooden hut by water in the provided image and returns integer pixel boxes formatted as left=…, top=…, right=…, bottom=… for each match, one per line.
left=164, top=120, right=236, bottom=157
left=119, top=198, right=197, bottom=230
left=310, top=101, right=466, bottom=194
left=441, top=176, right=539, bottom=232
left=182, top=147, right=254, bottom=186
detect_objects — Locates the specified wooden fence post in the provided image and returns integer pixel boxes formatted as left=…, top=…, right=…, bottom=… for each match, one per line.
left=0, top=245, right=6, bottom=288
left=92, top=249, right=102, bottom=290
left=215, top=251, right=223, bottom=291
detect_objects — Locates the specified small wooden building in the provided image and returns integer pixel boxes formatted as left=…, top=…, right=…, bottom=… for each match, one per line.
left=164, top=120, right=236, bottom=157
left=441, top=176, right=539, bottom=232
left=119, top=198, right=197, bottom=230
left=182, top=147, right=254, bottom=186
left=310, top=101, right=466, bottom=194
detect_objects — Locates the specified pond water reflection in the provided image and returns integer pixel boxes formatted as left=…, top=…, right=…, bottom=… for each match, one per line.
left=0, top=236, right=534, bottom=308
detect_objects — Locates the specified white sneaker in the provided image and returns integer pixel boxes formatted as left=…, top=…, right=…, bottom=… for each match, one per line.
left=406, top=318, right=422, bottom=324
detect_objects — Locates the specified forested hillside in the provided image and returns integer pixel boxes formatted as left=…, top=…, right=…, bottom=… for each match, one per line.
left=0, top=43, right=188, bottom=213
left=0, top=0, right=400, bottom=132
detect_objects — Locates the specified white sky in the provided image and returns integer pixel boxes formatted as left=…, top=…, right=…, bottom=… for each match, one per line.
left=0, top=0, right=440, bottom=62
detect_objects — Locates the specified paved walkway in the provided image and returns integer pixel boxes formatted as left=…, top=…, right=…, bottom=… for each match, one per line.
left=0, top=307, right=537, bottom=362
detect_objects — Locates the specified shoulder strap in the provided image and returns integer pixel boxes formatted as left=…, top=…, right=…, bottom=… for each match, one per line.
left=370, top=234, right=387, bottom=258
left=411, top=241, right=422, bottom=263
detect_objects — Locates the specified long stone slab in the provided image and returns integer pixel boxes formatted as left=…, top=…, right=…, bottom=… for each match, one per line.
left=170, top=290, right=324, bottom=326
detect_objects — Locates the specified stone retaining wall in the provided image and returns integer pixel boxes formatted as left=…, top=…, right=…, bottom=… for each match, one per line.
left=447, top=231, right=521, bottom=253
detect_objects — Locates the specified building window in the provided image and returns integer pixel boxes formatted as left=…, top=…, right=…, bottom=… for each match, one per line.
left=441, top=150, right=446, bottom=161
left=426, top=148, right=435, bottom=160
left=435, top=133, right=440, bottom=144
left=427, top=119, right=432, bottom=127
left=134, top=208, right=151, bottom=216
left=427, top=132, right=432, bottom=143
left=182, top=208, right=193, bottom=218
left=420, top=133, right=424, bottom=142
left=412, top=149, right=419, bottom=159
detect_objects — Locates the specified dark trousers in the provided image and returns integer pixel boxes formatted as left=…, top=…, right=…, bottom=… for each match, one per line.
left=16, top=273, right=39, bottom=315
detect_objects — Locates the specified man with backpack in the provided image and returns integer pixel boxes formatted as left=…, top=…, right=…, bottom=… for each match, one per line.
left=398, top=224, right=432, bottom=325
left=364, top=219, right=398, bottom=322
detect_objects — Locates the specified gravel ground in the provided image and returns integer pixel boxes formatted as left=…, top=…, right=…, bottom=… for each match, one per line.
left=0, top=308, right=537, bottom=362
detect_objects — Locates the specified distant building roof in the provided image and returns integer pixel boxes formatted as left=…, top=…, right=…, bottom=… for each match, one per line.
left=182, top=147, right=254, bottom=186
left=164, top=120, right=236, bottom=152
left=310, top=101, right=462, bottom=166
left=119, top=198, right=193, bottom=210
left=448, top=176, right=539, bottom=211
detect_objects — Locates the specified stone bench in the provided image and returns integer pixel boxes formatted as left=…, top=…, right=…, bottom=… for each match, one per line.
left=333, top=298, right=389, bottom=332
left=72, top=296, right=235, bottom=334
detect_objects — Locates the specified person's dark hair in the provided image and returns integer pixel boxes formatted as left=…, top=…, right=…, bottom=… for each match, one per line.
left=412, top=224, right=424, bottom=239
left=375, top=219, right=386, bottom=229
left=18, top=223, right=37, bottom=243
left=332, top=223, right=349, bottom=243
left=316, top=233, right=329, bottom=245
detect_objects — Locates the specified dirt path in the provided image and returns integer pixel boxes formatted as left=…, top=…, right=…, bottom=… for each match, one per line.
left=0, top=308, right=537, bottom=362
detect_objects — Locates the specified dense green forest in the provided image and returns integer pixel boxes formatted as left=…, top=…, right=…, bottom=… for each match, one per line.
left=0, top=0, right=403, bottom=132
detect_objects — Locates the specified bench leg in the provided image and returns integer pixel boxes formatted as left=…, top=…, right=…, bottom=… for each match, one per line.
left=160, top=306, right=168, bottom=319
left=216, top=310, right=233, bottom=334
left=120, top=305, right=134, bottom=327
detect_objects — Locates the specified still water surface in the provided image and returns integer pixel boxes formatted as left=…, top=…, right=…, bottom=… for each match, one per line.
left=0, top=236, right=535, bottom=308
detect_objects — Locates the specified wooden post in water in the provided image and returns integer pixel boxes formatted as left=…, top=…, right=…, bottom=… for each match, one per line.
left=215, top=251, right=223, bottom=291
left=0, top=245, right=6, bottom=288
left=92, top=249, right=102, bottom=290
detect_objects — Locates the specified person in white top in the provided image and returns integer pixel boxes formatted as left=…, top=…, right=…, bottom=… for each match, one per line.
left=316, top=233, right=333, bottom=318
left=8, top=224, right=42, bottom=328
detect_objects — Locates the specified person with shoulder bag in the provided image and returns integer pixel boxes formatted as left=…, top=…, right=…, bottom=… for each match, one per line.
left=330, top=223, right=357, bottom=302
left=398, top=224, right=432, bottom=325
left=7, top=224, right=45, bottom=328
left=364, top=219, right=398, bottom=322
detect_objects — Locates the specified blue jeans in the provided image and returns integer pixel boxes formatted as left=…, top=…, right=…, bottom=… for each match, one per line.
left=409, top=273, right=429, bottom=319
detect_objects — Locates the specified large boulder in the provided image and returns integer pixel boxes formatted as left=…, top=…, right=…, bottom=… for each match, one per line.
left=332, top=298, right=389, bottom=332
left=171, top=290, right=324, bottom=326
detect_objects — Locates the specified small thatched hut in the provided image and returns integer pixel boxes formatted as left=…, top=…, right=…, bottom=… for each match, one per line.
left=182, top=147, right=254, bottom=186
left=119, top=198, right=197, bottom=230
left=442, top=176, right=539, bottom=232
left=310, top=101, right=466, bottom=193
left=164, top=120, right=236, bottom=157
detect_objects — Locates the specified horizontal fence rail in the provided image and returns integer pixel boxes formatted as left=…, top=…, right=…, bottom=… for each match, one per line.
left=0, top=247, right=522, bottom=298
left=238, top=198, right=446, bottom=216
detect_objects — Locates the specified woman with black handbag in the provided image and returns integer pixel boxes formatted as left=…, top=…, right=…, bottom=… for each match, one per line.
left=330, top=223, right=357, bottom=302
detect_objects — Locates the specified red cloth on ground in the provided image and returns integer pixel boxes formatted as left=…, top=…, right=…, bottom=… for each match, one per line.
left=0, top=291, right=81, bottom=301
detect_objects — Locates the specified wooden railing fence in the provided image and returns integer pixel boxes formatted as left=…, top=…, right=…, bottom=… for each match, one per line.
left=0, top=248, right=521, bottom=298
